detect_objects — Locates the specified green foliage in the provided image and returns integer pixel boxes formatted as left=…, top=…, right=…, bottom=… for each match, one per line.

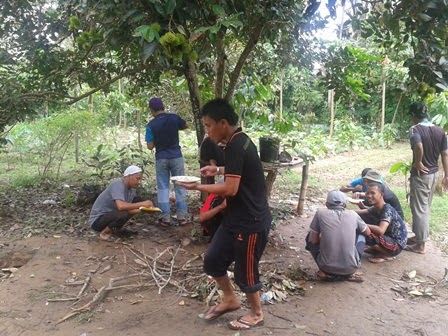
left=390, top=161, right=411, bottom=176
left=69, top=16, right=81, bottom=30
left=333, top=118, right=370, bottom=152
left=390, top=160, right=412, bottom=194
left=82, top=143, right=152, bottom=184
left=75, top=30, right=103, bottom=50
left=133, top=24, right=161, bottom=43
left=357, top=0, right=448, bottom=92
left=82, top=144, right=118, bottom=181
left=426, top=92, right=448, bottom=130
left=9, top=109, right=95, bottom=178
left=11, top=174, right=44, bottom=189
left=324, top=45, right=382, bottom=103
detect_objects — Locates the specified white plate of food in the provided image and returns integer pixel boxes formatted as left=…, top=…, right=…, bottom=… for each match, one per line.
left=346, top=197, right=364, bottom=204
left=170, top=176, right=201, bottom=184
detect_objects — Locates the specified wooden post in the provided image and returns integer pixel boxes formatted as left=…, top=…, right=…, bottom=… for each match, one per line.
left=329, top=89, right=335, bottom=138
left=265, top=170, right=278, bottom=198
left=74, top=133, right=79, bottom=163
left=381, top=56, right=388, bottom=133
left=296, top=164, right=309, bottom=215
left=136, top=109, right=142, bottom=153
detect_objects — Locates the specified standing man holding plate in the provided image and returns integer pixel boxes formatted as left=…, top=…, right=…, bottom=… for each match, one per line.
left=179, top=98, right=271, bottom=331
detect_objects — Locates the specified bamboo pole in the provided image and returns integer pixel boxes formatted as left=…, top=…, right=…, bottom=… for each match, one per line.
left=380, top=56, right=388, bottom=133
left=296, top=164, right=309, bottom=215
left=329, top=89, right=335, bottom=138
left=137, top=109, right=142, bottom=153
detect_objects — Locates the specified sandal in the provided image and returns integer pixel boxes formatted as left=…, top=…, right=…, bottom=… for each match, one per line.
left=203, top=305, right=241, bottom=321
left=178, top=219, right=188, bottom=226
left=368, top=256, right=395, bottom=263
left=228, top=316, right=264, bottom=330
left=158, top=219, right=172, bottom=227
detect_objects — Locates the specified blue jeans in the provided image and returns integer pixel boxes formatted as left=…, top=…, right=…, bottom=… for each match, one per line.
left=155, top=157, right=188, bottom=222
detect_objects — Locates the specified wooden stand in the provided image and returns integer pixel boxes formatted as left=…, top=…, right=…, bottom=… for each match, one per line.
left=262, top=157, right=308, bottom=214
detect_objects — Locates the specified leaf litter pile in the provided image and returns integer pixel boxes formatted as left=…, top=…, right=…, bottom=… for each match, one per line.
left=390, top=268, right=448, bottom=300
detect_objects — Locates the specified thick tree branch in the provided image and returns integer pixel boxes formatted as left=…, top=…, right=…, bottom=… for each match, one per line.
left=215, top=30, right=226, bottom=98
left=183, top=60, right=204, bottom=145
left=65, top=67, right=144, bottom=105
left=225, top=22, right=265, bottom=101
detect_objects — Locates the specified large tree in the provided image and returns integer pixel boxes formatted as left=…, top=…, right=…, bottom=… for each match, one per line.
left=356, top=0, right=448, bottom=94
left=0, top=0, right=328, bottom=142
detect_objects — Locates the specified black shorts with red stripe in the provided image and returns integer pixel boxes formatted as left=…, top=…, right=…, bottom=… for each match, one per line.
left=204, top=224, right=269, bottom=293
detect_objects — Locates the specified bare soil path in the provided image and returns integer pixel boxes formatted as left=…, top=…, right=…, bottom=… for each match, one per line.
left=1, top=142, right=447, bottom=336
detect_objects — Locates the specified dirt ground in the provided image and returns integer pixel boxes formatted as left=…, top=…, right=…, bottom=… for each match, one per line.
left=1, top=142, right=448, bottom=336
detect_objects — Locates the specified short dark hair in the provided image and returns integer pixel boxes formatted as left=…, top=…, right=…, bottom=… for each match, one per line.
left=361, top=168, right=372, bottom=177
left=409, top=102, right=429, bottom=119
left=201, top=98, right=239, bottom=126
left=368, top=182, right=384, bottom=193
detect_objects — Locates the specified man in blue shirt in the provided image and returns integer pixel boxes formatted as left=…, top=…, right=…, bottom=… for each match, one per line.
left=340, top=168, right=372, bottom=193
left=146, top=98, right=189, bottom=226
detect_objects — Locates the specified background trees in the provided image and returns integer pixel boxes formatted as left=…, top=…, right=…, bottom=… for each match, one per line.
left=1, top=0, right=447, bottom=145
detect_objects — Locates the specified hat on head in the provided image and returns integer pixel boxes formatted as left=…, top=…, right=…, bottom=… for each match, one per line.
left=124, top=165, right=142, bottom=177
left=148, top=98, right=164, bottom=111
left=363, top=169, right=383, bottom=183
left=326, top=190, right=346, bottom=208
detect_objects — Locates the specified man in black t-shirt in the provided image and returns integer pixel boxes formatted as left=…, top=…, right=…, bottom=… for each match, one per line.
left=406, top=102, right=448, bottom=254
left=199, top=135, right=225, bottom=167
left=180, top=98, right=271, bottom=331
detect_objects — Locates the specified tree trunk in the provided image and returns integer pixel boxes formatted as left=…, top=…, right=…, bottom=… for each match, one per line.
left=119, top=79, right=124, bottom=128
left=184, top=60, right=204, bottom=146
left=280, top=68, right=284, bottom=120
left=88, top=94, right=93, bottom=114
left=215, top=31, right=226, bottom=98
left=225, top=22, right=265, bottom=101
left=74, top=133, right=79, bottom=164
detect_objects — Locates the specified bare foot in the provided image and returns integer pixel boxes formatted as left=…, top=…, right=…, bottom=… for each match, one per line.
left=99, top=232, right=112, bottom=241
left=311, top=270, right=331, bottom=280
left=99, top=227, right=113, bottom=241
left=404, top=243, right=425, bottom=254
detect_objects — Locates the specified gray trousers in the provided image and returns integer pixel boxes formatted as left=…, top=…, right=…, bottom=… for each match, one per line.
left=409, top=172, right=438, bottom=244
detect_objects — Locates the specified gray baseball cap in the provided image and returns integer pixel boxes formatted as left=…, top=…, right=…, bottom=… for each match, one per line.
left=326, top=190, right=346, bottom=208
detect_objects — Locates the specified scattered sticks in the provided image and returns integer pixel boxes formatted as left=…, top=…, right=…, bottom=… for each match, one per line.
left=54, top=242, right=206, bottom=324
